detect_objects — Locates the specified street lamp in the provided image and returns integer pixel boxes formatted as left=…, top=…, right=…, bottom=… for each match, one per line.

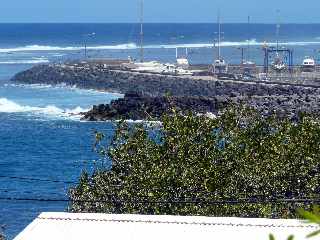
left=83, top=32, right=96, bottom=59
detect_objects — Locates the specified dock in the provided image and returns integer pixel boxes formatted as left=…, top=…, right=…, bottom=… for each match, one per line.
left=55, top=59, right=320, bottom=89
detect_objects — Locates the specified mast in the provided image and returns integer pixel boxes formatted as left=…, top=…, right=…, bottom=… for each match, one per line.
left=140, top=0, right=144, bottom=62
left=247, top=16, right=250, bottom=62
left=217, top=11, right=221, bottom=60
left=276, top=10, right=280, bottom=52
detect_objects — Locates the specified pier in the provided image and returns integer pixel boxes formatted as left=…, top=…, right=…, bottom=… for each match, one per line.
left=51, top=60, right=320, bottom=88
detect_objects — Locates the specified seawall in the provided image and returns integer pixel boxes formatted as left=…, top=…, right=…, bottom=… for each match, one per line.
left=11, top=64, right=320, bottom=98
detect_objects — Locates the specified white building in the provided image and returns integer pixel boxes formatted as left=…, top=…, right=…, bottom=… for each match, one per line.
left=13, top=212, right=319, bottom=240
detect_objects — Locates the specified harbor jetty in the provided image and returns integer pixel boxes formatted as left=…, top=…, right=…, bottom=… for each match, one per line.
left=11, top=60, right=320, bottom=120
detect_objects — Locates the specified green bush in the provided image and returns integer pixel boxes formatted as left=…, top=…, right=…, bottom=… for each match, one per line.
left=69, top=106, right=320, bottom=218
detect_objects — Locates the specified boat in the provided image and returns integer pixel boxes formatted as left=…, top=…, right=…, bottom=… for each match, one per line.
left=214, top=59, right=227, bottom=69
left=272, top=53, right=286, bottom=72
left=302, top=57, right=316, bottom=72
left=272, top=11, right=286, bottom=72
left=242, top=60, right=256, bottom=67
left=213, top=12, right=228, bottom=74
left=124, top=0, right=193, bottom=76
left=175, top=67, right=193, bottom=75
left=242, top=16, right=256, bottom=73
left=176, top=48, right=189, bottom=67
left=131, top=61, right=193, bottom=75
left=131, top=61, right=166, bottom=73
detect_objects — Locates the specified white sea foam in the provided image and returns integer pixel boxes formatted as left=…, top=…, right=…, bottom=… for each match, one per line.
left=0, top=98, right=88, bottom=120
left=150, top=40, right=320, bottom=49
left=49, top=53, right=66, bottom=57
left=0, top=59, right=50, bottom=64
left=1, top=40, right=320, bottom=53
left=0, top=98, right=35, bottom=113
left=6, top=83, right=124, bottom=97
left=7, top=83, right=77, bottom=90
left=0, top=43, right=138, bottom=53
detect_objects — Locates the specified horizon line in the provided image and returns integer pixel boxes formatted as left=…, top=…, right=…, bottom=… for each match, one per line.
left=0, top=22, right=320, bottom=25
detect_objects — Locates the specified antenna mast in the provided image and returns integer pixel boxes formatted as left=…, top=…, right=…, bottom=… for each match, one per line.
left=140, top=0, right=144, bottom=62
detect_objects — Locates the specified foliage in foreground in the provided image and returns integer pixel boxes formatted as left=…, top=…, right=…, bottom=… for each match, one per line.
left=298, top=208, right=320, bottom=238
left=69, top=106, right=320, bottom=218
left=269, top=207, right=320, bottom=240
left=269, top=234, right=294, bottom=240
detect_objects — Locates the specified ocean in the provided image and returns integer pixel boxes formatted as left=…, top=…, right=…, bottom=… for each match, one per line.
left=1, top=23, right=320, bottom=239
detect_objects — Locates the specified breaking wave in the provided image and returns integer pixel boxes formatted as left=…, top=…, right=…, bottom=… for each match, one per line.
left=0, top=59, right=49, bottom=64
left=6, top=83, right=124, bottom=97
left=0, top=98, right=88, bottom=120
left=0, top=40, right=320, bottom=53
left=150, top=40, right=320, bottom=49
left=0, top=43, right=138, bottom=53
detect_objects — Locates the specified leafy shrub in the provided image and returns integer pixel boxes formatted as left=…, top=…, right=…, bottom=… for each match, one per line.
left=298, top=207, right=320, bottom=238
left=69, top=106, right=320, bottom=218
left=269, top=207, right=320, bottom=239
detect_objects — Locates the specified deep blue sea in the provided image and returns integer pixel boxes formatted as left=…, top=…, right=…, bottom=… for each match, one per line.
left=1, top=23, right=320, bottom=239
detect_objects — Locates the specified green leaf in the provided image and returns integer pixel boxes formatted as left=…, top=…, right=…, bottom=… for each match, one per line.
left=298, top=209, right=320, bottom=224
left=287, top=235, right=294, bottom=240
left=307, top=230, right=320, bottom=238
left=269, top=234, right=276, bottom=240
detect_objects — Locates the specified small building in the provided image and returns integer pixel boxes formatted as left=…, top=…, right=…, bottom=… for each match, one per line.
left=302, top=57, right=316, bottom=72
left=14, top=212, right=318, bottom=240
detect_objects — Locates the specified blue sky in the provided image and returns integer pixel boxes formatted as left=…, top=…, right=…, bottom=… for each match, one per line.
left=1, top=0, right=319, bottom=23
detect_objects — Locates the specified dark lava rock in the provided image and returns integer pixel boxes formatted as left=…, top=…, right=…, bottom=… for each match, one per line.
left=81, top=92, right=320, bottom=121
left=12, top=64, right=320, bottom=98
left=11, top=64, right=320, bottom=121
left=81, top=92, right=223, bottom=121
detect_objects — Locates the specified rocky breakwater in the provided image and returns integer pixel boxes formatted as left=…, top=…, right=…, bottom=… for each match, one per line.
left=11, top=64, right=320, bottom=98
left=11, top=63, right=320, bottom=121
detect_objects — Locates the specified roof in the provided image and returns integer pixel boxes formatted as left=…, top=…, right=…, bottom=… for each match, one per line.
left=14, top=212, right=319, bottom=240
